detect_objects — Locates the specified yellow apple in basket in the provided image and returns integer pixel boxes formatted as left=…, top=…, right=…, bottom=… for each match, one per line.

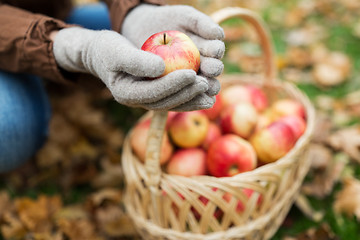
left=168, top=111, right=209, bottom=148
left=141, top=30, right=201, bottom=77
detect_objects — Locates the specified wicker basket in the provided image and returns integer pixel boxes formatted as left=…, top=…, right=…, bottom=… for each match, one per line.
left=122, top=7, right=316, bottom=240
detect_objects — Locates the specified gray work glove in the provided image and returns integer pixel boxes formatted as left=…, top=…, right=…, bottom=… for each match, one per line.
left=122, top=4, right=225, bottom=99
left=53, top=27, right=212, bottom=111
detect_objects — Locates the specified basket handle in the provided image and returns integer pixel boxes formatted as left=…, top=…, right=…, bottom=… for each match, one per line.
left=144, top=7, right=276, bottom=190
left=211, top=7, right=277, bottom=83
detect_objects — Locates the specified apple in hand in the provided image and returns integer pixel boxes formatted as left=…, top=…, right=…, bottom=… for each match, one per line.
left=168, top=111, right=209, bottom=148
left=141, top=30, right=201, bottom=77
left=220, top=102, right=258, bottom=139
left=166, top=148, right=207, bottom=177
left=207, top=134, right=257, bottom=177
left=250, top=120, right=297, bottom=163
left=130, top=119, right=174, bottom=165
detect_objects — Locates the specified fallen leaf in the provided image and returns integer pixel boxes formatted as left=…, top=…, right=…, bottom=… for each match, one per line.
left=302, top=153, right=348, bottom=198
left=1, top=212, right=27, bottom=240
left=57, top=218, right=104, bottom=240
left=96, top=205, right=137, bottom=237
left=312, top=52, right=351, bottom=87
left=91, top=158, right=123, bottom=189
left=307, top=143, right=333, bottom=170
left=88, top=188, right=122, bottom=207
left=327, top=126, right=360, bottom=163
left=334, top=177, right=360, bottom=220
left=285, top=223, right=338, bottom=240
left=0, top=191, right=11, bottom=218
left=14, top=195, right=62, bottom=233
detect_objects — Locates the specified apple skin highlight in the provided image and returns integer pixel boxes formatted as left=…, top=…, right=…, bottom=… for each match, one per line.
left=141, top=30, right=201, bottom=77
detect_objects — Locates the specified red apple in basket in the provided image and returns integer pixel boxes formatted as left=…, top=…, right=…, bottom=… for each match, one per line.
left=141, top=30, right=201, bottom=77
left=201, top=94, right=223, bottom=120
left=220, top=85, right=268, bottom=112
left=279, top=115, right=306, bottom=140
left=271, top=98, right=306, bottom=120
left=250, top=120, right=297, bottom=164
left=130, top=119, right=174, bottom=165
left=168, top=111, right=209, bottom=148
left=222, top=188, right=262, bottom=213
left=202, top=122, right=222, bottom=150
left=220, top=102, right=258, bottom=139
left=207, top=134, right=257, bottom=177
left=166, top=148, right=207, bottom=177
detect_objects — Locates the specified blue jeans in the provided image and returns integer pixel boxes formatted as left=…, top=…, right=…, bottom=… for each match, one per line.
left=0, top=3, right=110, bottom=173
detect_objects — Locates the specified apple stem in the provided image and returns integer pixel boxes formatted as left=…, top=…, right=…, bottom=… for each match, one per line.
left=163, top=33, right=166, bottom=44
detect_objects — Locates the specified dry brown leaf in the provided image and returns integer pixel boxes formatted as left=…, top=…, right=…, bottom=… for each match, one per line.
left=27, top=232, right=64, bottom=240
left=55, top=204, right=89, bottom=221
left=88, top=188, right=122, bottom=207
left=0, top=191, right=11, bottom=218
left=327, top=126, right=360, bottom=163
left=313, top=52, right=351, bottom=87
left=302, top=153, right=348, bottom=198
left=334, top=177, right=360, bottom=220
left=91, top=158, right=123, bottom=189
left=35, top=141, right=67, bottom=168
left=285, top=46, right=312, bottom=68
left=307, top=143, right=333, bottom=170
left=345, top=90, right=360, bottom=117
left=96, top=205, right=137, bottom=237
left=310, top=111, right=333, bottom=143
left=57, top=218, right=104, bottom=240
left=284, top=223, right=338, bottom=240
left=1, top=212, right=27, bottom=240
left=14, top=195, right=62, bottom=233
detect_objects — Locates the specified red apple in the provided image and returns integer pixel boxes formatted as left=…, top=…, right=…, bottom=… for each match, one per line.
left=222, top=188, right=262, bottom=213
left=166, top=148, right=207, bottom=177
left=207, top=134, right=257, bottom=177
left=220, top=102, right=258, bottom=139
left=279, top=115, right=307, bottom=140
left=201, top=94, right=223, bottom=120
left=166, top=111, right=178, bottom=129
left=250, top=120, right=297, bottom=163
left=202, top=122, right=222, bottom=150
left=130, top=119, right=174, bottom=165
left=191, top=189, right=224, bottom=220
left=220, top=85, right=268, bottom=112
left=254, top=110, right=274, bottom=132
left=168, top=111, right=209, bottom=148
left=271, top=98, right=306, bottom=120
left=245, top=85, right=269, bottom=112
left=141, top=30, right=200, bottom=77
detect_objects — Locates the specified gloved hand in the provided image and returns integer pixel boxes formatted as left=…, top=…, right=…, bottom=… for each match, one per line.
left=53, top=27, right=214, bottom=111
left=121, top=4, right=225, bottom=96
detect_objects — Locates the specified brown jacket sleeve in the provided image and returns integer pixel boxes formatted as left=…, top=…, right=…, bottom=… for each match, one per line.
left=0, top=0, right=165, bottom=83
left=103, top=0, right=165, bottom=33
left=0, top=4, right=76, bottom=83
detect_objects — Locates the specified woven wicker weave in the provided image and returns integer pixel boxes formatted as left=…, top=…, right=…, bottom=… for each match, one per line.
left=122, top=7, right=316, bottom=240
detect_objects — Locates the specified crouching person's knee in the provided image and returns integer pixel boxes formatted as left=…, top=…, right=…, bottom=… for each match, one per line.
left=0, top=71, right=51, bottom=173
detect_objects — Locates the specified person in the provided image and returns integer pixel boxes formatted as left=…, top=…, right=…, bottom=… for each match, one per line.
left=0, top=0, right=225, bottom=173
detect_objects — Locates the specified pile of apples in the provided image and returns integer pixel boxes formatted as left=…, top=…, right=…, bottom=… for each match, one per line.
left=130, top=83, right=307, bottom=178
